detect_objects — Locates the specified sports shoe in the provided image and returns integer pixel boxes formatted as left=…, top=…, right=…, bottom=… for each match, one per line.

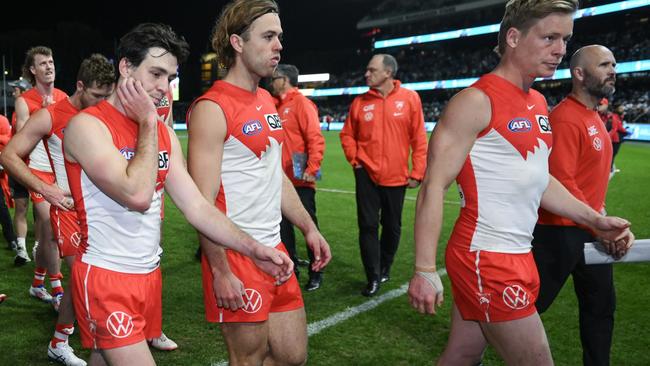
left=148, top=332, right=178, bottom=351
left=0, top=294, right=6, bottom=303
left=48, top=341, right=87, bottom=366
left=7, top=240, right=17, bottom=251
left=29, top=285, right=53, bottom=303
left=14, top=244, right=31, bottom=266
left=51, top=292, right=64, bottom=312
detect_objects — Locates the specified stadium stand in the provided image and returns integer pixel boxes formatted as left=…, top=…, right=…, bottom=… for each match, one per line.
left=304, top=1, right=649, bottom=125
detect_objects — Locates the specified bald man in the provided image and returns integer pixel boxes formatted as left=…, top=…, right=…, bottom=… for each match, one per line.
left=533, top=45, right=625, bottom=366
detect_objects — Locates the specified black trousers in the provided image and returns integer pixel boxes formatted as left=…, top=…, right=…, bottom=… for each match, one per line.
left=0, top=175, right=16, bottom=246
left=280, top=186, right=320, bottom=276
left=532, top=225, right=615, bottom=366
left=611, top=142, right=621, bottom=169
left=354, top=167, right=406, bottom=282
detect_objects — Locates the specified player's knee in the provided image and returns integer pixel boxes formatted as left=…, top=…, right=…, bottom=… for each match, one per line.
left=270, top=351, right=307, bottom=366
left=228, top=350, right=267, bottom=366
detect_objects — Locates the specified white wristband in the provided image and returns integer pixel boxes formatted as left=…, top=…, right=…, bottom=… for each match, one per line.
left=416, top=271, right=443, bottom=294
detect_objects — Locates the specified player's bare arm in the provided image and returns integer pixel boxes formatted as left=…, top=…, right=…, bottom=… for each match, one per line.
left=187, top=100, right=246, bottom=309
left=64, top=78, right=158, bottom=212
left=281, top=174, right=332, bottom=272
left=408, top=87, right=490, bottom=315
left=540, top=176, right=634, bottom=256
left=0, top=108, right=70, bottom=210
left=14, top=97, right=30, bottom=132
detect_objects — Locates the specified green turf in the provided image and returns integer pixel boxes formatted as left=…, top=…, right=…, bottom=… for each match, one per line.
left=0, top=133, right=648, bottom=365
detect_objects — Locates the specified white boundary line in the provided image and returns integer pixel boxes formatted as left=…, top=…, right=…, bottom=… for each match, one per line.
left=211, top=269, right=447, bottom=366
left=319, top=187, right=460, bottom=205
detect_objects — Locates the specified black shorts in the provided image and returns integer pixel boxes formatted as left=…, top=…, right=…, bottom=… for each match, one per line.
left=8, top=176, right=28, bottom=199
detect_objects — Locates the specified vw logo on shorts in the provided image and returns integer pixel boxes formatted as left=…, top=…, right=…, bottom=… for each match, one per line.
left=242, top=288, right=263, bottom=314
left=502, top=285, right=530, bottom=310
left=71, top=232, right=82, bottom=248
left=106, top=311, right=134, bottom=338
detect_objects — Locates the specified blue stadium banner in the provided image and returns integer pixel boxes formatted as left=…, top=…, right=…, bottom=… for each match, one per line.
left=301, top=59, right=650, bottom=97
left=625, top=123, right=650, bottom=142
left=374, top=0, right=650, bottom=49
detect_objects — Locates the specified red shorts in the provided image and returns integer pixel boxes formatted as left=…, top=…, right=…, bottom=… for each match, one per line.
left=28, top=169, right=55, bottom=204
left=50, top=207, right=81, bottom=258
left=201, top=243, right=304, bottom=323
left=445, top=245, right=539, bottom=323
left=72, top=260, right=162, bottom=349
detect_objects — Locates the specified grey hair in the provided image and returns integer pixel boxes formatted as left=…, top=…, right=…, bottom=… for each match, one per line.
left=275, top=64, right=299, bottom=86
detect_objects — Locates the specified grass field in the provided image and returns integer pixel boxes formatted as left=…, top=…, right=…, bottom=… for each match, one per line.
left=0, top=132, right=648, bottom=365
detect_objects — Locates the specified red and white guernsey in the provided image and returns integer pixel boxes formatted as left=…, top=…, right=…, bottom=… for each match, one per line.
left=44, top=98, right=79, bottom=192
left=189, top=80, right=284, bottom=247
left=65, top=101, right=172, bottom=273
left=448, top=74, right=553, bottom=254
left=21, top=88, right=68, bottom=172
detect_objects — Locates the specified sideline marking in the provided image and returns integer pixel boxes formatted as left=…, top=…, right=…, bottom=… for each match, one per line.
left=211, top=269, right=447, bottom=366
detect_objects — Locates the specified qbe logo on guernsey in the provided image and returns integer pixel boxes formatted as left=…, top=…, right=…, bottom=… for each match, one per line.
left=264, top=113, right=282, bottom=131
left=536, top=115, right=552, bottom=134
left=158, top=151, right=170, bottom=169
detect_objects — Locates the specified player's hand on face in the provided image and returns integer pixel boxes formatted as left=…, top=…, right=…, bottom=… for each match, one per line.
left=251, top=246, right=294, bottom=285
left=304, top=230, right=331, bottom=272
left=116, top=77, right=157, bottom=126
left=213, top=272, right=245, bottom=311
left=408, top=272, right=444, bottom=315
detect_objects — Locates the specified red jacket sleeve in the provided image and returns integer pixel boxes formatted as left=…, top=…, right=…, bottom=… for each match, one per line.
left=299, top=99, right=325, bottom=176
left=408, top=92, right=428, bottom=180
left=340, top=98, right=359, bottom=167
left=548, top=120, right=588, bottom=204
left=0, top=115, right=11, bottom=149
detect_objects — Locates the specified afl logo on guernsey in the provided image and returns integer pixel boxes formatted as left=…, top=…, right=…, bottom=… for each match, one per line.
left=507, top=118, right=532, bottom=133
left=120, top=147, right=135, bottom=160
left=242, top=120, right=263, bottom=136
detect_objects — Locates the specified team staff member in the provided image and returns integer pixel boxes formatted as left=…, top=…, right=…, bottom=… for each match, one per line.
left=188, top=1, right=331, bottom=364
left=8, top=79, right=32, bottom=263
left=0, top=114, right=18, bottom=252
left=533, top=45, right=623, bottom=366
left=271, top=63, right=326, bottom=291
left=63, top=23, right=293, bottom=365
left=599, top=99, right=628, bottom=173
left=14, top=46, right=67, bottom=301
left=8, top=79, right=31, bottom=255
left=407, top=1, right=634, bottom=365
left=340, top=53, right=427, bottom=297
